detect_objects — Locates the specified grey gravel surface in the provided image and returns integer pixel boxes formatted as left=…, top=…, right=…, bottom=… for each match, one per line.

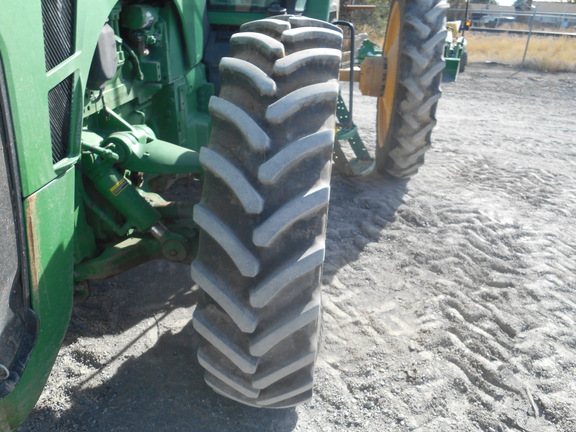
left=17, top=63, right=576, bottom=432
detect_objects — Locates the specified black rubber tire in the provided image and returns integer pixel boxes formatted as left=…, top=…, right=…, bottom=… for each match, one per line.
left=459, top=50, right=468, bottom=73
left=375, top=0, right=448, bottom=178
left=191, top=16, right=342, bottom=408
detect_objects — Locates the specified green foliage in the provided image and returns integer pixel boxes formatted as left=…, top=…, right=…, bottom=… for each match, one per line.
left=340, top=0, right=391, bottom=41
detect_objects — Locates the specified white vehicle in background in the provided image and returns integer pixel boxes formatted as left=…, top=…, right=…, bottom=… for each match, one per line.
left=480, top=15, right=516, bottom=28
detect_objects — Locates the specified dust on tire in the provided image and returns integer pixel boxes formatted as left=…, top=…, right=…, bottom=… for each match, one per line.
left=191, top=16, right=342, bottom=408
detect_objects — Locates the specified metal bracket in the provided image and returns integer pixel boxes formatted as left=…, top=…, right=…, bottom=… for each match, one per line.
left=332, top=21, right=376, bottom=177
left=334, top=93, right=375, bottom=177
left=74, top=226, right=196, bottom=283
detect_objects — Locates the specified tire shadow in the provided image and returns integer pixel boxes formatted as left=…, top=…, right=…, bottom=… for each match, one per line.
left=323, top=171, right=410, bottom=283
left=62, top=260, right=198, bottom=344
left=18, top=171, right=406, bottom=432
left=19, top=319, right=298, bottom=432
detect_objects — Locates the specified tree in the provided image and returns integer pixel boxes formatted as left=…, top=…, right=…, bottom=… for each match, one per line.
left=339, top=0, right=391, bottom=41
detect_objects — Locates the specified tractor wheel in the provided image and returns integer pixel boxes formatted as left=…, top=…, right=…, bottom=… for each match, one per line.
left=376, top=0, right=448, bottom=178
left=191, top=16, right=342, bottom=408
left=459, top=51, right=468, bottom=72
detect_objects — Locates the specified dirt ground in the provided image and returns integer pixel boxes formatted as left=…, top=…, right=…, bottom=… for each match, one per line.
left=17, top=63, right=576, bottom=432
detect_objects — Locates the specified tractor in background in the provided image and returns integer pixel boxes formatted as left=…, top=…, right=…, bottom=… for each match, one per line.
left=335, top=0, right=447, bottom=177
left=443, top=20, right=468, bottom=81
left=0, top=1, right=446, bottom=429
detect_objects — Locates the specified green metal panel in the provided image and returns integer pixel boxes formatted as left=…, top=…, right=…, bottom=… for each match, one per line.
left=0, top=1, right=101, bottom=428
left=184, top=65, right=213, bottom=152
left=206, top=0, right=333, bottom=25
left=0, top=1, right=119, bottom=197
left=207, top=11, right=267, bottom=25
left=0, top=53, right=39, bottom=426
left=0, top=168, right=75, bottom=431
left=0, top=4, right=53, bottom=197
left=443, top=58, right=460, bottom=82
left=304, top=0, right=332, bottom=20
left=174, top=0, right=209, bottom=67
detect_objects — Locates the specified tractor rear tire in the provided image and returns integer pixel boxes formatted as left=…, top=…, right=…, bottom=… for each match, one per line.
left=376, top=0, right=448, bottom=178
left=191, top=16, right=342, bottom=408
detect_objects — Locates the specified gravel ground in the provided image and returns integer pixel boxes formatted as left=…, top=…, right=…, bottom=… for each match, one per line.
left=17, top=63, right=576, bottom=432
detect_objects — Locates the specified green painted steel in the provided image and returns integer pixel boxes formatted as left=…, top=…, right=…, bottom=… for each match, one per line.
left=0, top=169, right=76, bottom=432
left=0, top=54, right=38, bottom=430
left=444, top=21, right=467, bottom=82
left=0, top=4, right=59, bottom=197
left=83, top=109, right=202, bottom=175
left=207, top=0, right=333, bottom=25
left=443, top=58, right=460, bottom=81
left=82, top=150, right=162, bottom=232
left=304, top=0, right=332, bottom=21
left=103, top=131, right=201, bottom=174
left=0, top=2, right=82, bottom=428
left=174, top=0, right=210, bottom=67
left=334, top=94, right=375, bottom=177
left=74, top=237, right=164, bottom=282
left=207, top=11, right=268, bottom=25
left=357, top=39, right=383, bottom=63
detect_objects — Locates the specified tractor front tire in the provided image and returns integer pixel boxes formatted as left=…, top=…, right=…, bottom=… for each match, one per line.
left=376, top=0, right=448, bottom=178
left=459, top=51, right=468, bottom=72
left=191, top=16, right=342, bottom=408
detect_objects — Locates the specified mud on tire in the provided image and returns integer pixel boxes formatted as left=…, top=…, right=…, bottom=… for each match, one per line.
left=376, top=0, right=448, bottom=178
left=191, top=16, right=342, bottom=408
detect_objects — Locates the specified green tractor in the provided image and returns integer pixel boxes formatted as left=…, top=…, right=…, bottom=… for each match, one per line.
left=443, top=20, right=468, bottom=81
left=0, top=0, right=446, bottom=429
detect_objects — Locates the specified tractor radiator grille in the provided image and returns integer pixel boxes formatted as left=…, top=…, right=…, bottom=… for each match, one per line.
left=42, top=0, right=75, bottom=71
left=48, top=76, right=73, bottom=163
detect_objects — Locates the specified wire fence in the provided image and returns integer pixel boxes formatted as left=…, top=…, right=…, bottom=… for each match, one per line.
left=448, top=8, right=576, bottom=70
left=448, top=8, right=576, bottom=37
left=340, top=4, right=576, bottom=71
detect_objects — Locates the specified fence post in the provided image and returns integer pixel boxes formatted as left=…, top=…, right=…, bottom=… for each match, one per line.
left=521, top=8, right=536, bottom=69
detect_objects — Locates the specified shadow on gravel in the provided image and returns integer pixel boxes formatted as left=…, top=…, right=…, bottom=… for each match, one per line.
left=19, top=173, right=407, bottom=432
left=21, top=321, right=298, bottom=432
left=63, top=260, right=198, bottom=344
left=19, top=259, right=299, bottom=432
left=323, top=172, right=409, bottom=282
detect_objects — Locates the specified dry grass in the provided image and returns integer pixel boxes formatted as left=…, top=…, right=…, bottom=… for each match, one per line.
left=466, top=33, right=576, bottom=72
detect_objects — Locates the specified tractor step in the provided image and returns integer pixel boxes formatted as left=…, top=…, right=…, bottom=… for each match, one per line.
left=334, top=93, right=374, bottom=177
